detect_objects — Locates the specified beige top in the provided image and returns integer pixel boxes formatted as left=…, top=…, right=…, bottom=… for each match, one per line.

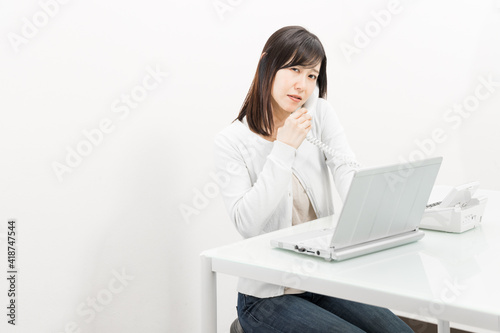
left=284, top=173, right=318, bottom=295
left=291, top=173, right=317, bottom=227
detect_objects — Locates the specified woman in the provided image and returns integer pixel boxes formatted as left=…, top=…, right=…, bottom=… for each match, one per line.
left=214, top=26, right=413, bottom=333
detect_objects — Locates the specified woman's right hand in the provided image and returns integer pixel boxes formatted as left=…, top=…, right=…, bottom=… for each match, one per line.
left=276, top=108, right=312, bottom=149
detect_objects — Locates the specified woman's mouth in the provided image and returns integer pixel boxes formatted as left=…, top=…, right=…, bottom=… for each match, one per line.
left=288, top=95, right=302, bottom=103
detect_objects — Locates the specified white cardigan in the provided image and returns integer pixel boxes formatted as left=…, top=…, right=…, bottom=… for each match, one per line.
left=213, top=97, right=358, bottom=298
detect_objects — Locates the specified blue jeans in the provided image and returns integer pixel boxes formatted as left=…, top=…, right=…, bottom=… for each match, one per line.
left=237, top=292, right=414, bottom=333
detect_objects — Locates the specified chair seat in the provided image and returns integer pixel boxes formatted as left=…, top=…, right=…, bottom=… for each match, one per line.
left=230, top=318, right=245, bottom=333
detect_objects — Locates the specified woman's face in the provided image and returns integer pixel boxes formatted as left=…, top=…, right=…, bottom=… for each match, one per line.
left=270, top=62, right=321, bottom=115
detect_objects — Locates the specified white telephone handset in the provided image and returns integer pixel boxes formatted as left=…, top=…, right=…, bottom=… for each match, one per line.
left=421, top=181, right=488, bottom=233
left=297, top=86, right=360, bottom=169
left=425, top=181, right=480, bottom=209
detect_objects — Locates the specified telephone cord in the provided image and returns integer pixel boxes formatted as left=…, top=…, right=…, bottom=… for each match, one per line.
left=305, top=135, right=361, bottom=170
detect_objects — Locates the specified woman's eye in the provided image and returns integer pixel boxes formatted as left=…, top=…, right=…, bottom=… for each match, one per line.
left=291, top=68, right=299, bottom=72
left=309, top=74, right=317, bottom=80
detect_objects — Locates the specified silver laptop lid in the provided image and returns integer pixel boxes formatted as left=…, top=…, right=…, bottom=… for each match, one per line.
left=330, top=157, right=442, bottom=249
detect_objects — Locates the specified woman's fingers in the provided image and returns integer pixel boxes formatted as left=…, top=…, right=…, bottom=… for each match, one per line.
left=291, top=108, right=312, bottom=124
left=277, top=108, right=313, bottom=148
left=295, top=109, right=312, bottom=128
left=291, top=107, right=308, bottom=119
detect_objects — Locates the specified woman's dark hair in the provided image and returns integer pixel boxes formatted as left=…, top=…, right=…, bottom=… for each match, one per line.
left=235, top=26, right=327, bottom=137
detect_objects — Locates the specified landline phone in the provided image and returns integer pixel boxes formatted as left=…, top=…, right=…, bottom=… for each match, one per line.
left=296, top=86, right=360, bottom=169
left=420, top=181, right=488, bottom=233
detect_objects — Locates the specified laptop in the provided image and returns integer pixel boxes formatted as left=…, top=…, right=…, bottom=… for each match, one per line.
left=270, top=157, right=442, bottom=261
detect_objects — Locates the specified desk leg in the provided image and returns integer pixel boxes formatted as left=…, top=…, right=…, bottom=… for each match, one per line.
left=437, top=319, right=450, bottom=333
left=201, top=255, right=217, bottom=333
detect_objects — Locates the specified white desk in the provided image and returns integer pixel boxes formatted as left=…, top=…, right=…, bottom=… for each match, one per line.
left=201, top=190, right=500, bottom=333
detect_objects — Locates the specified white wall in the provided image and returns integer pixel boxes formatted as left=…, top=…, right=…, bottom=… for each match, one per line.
left=1, top=0, right=499, bottom=332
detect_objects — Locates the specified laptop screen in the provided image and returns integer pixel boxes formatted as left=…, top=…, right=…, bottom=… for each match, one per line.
left=330, top=157, right=442, bottom=249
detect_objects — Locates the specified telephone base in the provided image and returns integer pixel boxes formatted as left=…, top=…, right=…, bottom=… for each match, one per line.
left=420, top=196, right=488, bottom=233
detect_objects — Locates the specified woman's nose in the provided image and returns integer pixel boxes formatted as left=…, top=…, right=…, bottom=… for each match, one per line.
left=294, top=75, right=307, bottom=90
